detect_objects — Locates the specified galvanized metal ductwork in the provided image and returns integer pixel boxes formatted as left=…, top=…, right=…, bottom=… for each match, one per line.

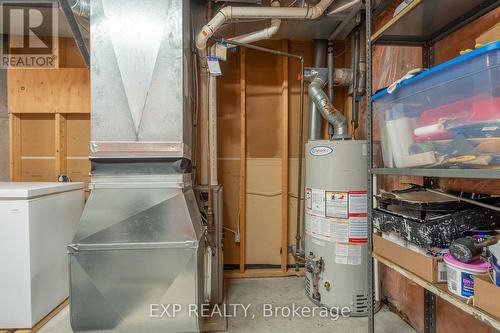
left=69, top=0, right=90, bottom=18
left=308, top=40, right=328, bottom=141
left=304, top=68, right=349, bottom=140
left=68, top=1, right=208, bottom=332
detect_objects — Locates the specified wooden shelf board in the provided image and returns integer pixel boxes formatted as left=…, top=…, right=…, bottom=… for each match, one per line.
left=374, top=253, right=500, bottom=330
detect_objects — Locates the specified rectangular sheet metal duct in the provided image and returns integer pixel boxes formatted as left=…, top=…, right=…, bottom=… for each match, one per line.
left=68, top=1, right=205, bottom=332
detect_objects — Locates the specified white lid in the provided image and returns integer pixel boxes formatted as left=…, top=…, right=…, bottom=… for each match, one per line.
left=490, top=242, right=500, bottom=260
left=0, top=182, right=84, bottom=199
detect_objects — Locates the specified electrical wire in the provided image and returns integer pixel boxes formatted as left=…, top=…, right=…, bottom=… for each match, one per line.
left=333, top=44, right=347, bottom=58
left=223, top=226, right=238, bottom=235
left=246, top=189, right=282, bottom=197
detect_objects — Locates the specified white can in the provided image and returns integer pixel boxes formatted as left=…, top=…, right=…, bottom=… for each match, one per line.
left=444, top=254, right=490, bottom=299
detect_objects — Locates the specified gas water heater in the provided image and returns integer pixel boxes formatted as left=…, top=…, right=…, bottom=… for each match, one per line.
left=304, top=140, right=369, bottom=315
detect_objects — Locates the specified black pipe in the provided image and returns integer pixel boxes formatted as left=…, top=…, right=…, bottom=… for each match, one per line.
left=327, top=41, right=335, bottom=138
left=351, top=29, right=360, bottom=131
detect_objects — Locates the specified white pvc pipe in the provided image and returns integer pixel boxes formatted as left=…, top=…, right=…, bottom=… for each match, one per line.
left=227, top=18, right=281, bottom=48
left=227, top=0, right=282, bottom=48
left=196, top=0, right=334, bottom=57
left=197, top=0, right=334, bottom=186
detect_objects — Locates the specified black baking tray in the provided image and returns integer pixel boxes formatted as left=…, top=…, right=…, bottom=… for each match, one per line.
left=373, top=205, right=500, bottom=248
left=375, top=187, right=500, bottom=218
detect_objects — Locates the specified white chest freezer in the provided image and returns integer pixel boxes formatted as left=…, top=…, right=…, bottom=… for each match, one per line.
left=0, top=182, right=84, bottom=329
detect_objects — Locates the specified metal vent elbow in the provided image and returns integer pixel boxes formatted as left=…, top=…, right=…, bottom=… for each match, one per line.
left=305, top=69, right=349, bottom=139
left=69, top=0, right=90, bottom=18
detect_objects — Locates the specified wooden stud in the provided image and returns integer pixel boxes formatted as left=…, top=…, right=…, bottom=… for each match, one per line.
left=225, top=268, right=304, bottom=279
left=281, top=40, right=289, bottom=273
left=239, top=47, right=247, bottom=274
left=9, top=113, right=21, bottom=181
left=55, top=113, right=67, bottom=177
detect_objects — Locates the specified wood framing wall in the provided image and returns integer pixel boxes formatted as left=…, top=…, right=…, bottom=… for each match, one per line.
left=8, top=37, right=351, bottom=276
left=8, top=38, right=90, bottom=194
left=216, top=39, right=350, bottom=273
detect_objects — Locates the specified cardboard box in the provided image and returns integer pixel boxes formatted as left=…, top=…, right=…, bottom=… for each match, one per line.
left=476, top=22, right=500, bottom=46
left=474, top=274, right=500, bottom=318
left=373, top=233, right=446, bottom=283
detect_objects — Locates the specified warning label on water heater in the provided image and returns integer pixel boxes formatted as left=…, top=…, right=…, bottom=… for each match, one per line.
left=335, top=243, right=362, bottom=265
left=311, top=188, right=326, bottom=217
left=306, top=188, right=368, bottom=243
left=348, top=191, right=368, bottom=216
left=326, top=191, right=348, bottom=219
left=347, top=190, right=368, bottom=243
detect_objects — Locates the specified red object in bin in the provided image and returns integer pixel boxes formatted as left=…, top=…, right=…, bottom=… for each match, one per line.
left=413, top=95, right=500, bottom=141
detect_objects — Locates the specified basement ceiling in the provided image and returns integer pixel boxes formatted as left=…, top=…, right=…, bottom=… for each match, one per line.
left=1, top=0, right=366, bottom=41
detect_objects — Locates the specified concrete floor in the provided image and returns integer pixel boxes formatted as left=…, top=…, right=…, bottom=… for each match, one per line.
left=40, top=277, right=415, bottom=333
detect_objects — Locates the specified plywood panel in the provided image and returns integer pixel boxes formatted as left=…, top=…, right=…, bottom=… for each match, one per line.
left=246, top=194, right=281, bottom=264
left=8, top=68, right=89, bottom=114
left=219, top=158, right=284, bottom=265
left=246, top=158, right=282, bottom=265
left=246, top=40, right=283, bottom=158
left=20, top=159, right=56, bottom=181
left=12, top=113, right=90, bottom=186
left=219, top=158, right=241, bottom=265
left=66, top=114, right=90, bottom=156
left=58, top=38, right=87, bottom=68
left=20, top=114, right=55, bottom=156
left=217, top=48, right=241, bottom=159
left=67, top=158, right=90, bottom=189
left=288, top=41, right=312, bottom=159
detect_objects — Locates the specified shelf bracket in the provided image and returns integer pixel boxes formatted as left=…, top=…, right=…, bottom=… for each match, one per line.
left=422, top=43, right=434, bottom=68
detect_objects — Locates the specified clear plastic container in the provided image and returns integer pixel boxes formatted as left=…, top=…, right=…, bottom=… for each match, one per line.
left=372, top=42, right=500, bottom=169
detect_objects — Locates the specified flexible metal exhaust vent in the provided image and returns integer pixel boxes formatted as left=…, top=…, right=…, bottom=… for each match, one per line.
left=304, top=68, right=349, bottom=140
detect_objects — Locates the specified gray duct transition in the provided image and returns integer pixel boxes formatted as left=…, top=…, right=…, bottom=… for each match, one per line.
left=69, top=0, right=90, bottom=18
left=304, top=68, right=349, bottom=140
left=307, top=40, right=328, bottom=141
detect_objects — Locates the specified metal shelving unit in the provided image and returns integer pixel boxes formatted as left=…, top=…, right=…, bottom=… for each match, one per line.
left=365, top=1, right=500, bottom=332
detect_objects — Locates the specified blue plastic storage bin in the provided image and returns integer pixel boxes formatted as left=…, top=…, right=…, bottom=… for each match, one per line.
left=372, top=42, right=500, bottom=169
